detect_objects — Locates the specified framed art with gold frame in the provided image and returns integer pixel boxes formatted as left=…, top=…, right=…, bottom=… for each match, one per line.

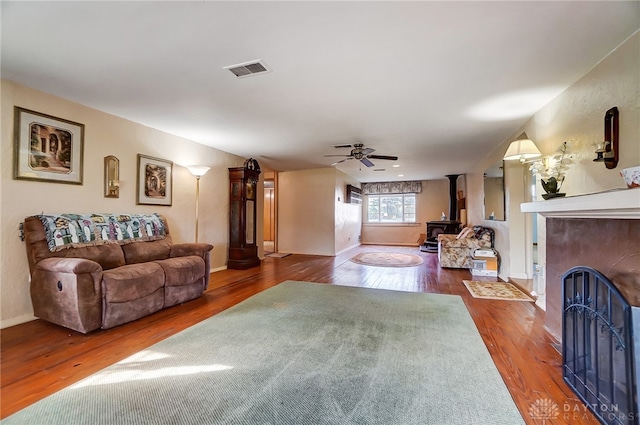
left=136, top=154, right=173, bottom=206
left=13, top=106, right=84, bottom=185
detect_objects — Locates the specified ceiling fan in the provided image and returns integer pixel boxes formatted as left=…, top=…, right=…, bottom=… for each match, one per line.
left=324, top=143, right=398, bottom=167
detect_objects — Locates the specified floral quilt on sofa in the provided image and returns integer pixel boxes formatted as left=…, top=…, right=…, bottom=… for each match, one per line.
left=38, top=213, right=166, bottom=252
left=438, top=226, right=494, bottom=269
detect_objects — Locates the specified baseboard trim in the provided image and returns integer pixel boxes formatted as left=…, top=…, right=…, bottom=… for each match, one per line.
left=360, top=242, right=419, bottom=247
left=335, top=243, right=361, bottom=256
left=210, top=265, right=227, bottom=273
left=0, top=314, right=37, bottom=330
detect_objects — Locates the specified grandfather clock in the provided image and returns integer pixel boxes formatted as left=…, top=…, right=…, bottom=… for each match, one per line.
left=228, top=158, right=261, bottom=269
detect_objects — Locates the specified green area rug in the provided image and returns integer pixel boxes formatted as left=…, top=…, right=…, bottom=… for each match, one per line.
left=3, top=281, right=524, bottom=424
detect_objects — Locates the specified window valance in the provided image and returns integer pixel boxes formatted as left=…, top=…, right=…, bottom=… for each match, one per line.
left=361, top=181, right=422, bottom=194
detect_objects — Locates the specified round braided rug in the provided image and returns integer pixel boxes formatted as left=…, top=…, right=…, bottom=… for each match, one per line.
left=350, top=252, right=424, bottom=267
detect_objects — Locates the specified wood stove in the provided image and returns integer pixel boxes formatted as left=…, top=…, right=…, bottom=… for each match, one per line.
left=421, top=220, right=460, bottom=252
left=420, top=174, right=462, bottom=252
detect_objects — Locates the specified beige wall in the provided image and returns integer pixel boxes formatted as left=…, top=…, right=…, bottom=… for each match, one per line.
left=1, top=79, right=246, bottom=327
left=467, top=31, right=640, bottom=287
left=277, top=168, right=337, bottom=255
left=361, top=179, right=450, bottom=246
left=334, top=172, right=362, bottom=254
left=277, top=168, right=362, bottom=256
left=505, top=163, right=529, bottom=280
left=526, top=32, right=640, bottom=196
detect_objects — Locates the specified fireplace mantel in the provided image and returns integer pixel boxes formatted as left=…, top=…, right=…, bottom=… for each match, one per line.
left=521, top=188, right=640, bottom=219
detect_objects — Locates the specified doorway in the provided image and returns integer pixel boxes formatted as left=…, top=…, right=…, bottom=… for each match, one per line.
left=263, top=178, right=276, bottom=254
left=529, top=173, right=545, bottom=310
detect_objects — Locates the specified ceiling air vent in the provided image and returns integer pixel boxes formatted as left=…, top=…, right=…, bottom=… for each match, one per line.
left=332, top=144, right=353, bottom=149
left=374, top=169, right=386, bottom=172
left=224, top=60, right=271, bottom=78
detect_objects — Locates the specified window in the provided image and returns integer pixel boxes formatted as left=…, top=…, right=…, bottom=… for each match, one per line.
left=367, top=193, right=416, bottom=222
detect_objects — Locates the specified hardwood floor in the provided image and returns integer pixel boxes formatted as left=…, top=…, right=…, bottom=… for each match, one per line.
left=1, top=245, right=598, bottom=424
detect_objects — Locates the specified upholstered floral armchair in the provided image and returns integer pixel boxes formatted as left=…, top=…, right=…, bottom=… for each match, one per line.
left=438, top=226, right=494, bottom=269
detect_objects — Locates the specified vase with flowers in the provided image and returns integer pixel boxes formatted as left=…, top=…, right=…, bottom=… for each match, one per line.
left=529, top=141, right=577, bottom=200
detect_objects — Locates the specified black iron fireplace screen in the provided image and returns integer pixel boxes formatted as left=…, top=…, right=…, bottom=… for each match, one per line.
left=562, top=266, right=638, bottom=425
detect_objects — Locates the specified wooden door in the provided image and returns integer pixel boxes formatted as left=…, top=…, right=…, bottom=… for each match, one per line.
left=263, top=186, right=275, bottom=241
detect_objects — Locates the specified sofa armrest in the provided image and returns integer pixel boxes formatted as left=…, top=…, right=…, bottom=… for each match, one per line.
left=170, top=243, right=213, bottom=259
left=450, top=238, right=485, bottom=249
left=438, top=234, right=472, bottom=248
left=31, top=257, right=103, bottom=333
left=170, top=243, right=214, bottom=289
left=34, top=257, right=103, bottom=296
left=36, top=257, right=103, bottom=275
left=437, top=234, right=457, bottom=242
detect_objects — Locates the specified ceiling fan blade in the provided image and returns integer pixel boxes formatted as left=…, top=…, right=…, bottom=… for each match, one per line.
left=360, top=157, right=375, bottom=167
left=367, top=155, right=398, bottom=161
left=323, top=154, right=352, bottom=157
left=361, top=148, right=375, bottom=155
left=331, top=158, right=352, bottom=166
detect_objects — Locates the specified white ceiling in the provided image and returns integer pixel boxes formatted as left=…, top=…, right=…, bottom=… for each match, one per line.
left=2, top=1, right=639, bottom=182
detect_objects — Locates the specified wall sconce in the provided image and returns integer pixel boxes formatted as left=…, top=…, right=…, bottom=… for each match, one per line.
left=503, top=139, right=542, bottom=163
left=186, top=165, right=211, bottom=243
left=593, top=107, right=618, bottom=169
left=104, top=155, right=120, bottom=198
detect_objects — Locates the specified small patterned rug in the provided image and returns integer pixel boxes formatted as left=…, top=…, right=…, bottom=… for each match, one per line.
left=266, top=252, right=291, bottom=258
left=462, top=280, right=534, bottom=301
left=350, top=252, right=424, bottom=267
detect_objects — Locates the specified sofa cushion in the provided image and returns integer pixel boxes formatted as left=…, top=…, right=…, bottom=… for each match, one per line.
left=121, top=239, right=172, bottom=264
left=155, top=256, right=205, bottom=287
left=102, top=289, right=165, bottom=330
left=101, top=262, right=165, bottom=303
left=35, top=242, right=126, bottom=271
left=24, top=216, right=127, bottom=271
left=456, top=227, right=474, bottom=239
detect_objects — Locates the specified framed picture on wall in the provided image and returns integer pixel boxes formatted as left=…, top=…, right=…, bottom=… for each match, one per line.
left=13, top=106, right=84, bottom=184
left=136, top=154, right=173, bottom=206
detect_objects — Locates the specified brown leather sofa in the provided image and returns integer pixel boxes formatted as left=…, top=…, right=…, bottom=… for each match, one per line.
left=23, top=215, right=213, bottom=333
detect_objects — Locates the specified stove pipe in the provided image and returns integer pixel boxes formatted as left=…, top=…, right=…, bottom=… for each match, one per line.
left=445, top=174, right=460, bottom=221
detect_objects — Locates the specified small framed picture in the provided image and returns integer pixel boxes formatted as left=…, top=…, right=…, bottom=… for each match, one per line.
left=13, top=107, right=84, bottom=184
left=136, top=154, right=173, bottom=206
